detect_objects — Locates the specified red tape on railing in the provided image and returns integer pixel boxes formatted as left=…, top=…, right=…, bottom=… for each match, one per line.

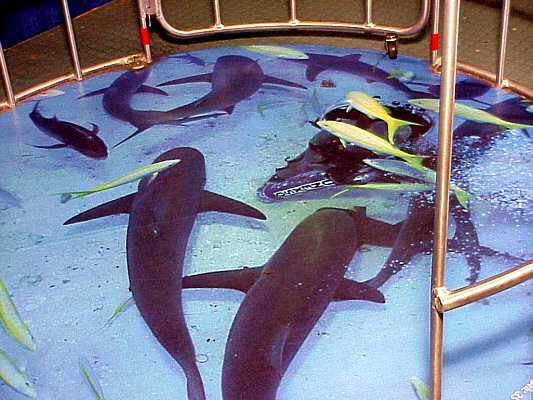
left=140, top=27, right=150, bottom=46
left=431, top=33, right=439, bottom=51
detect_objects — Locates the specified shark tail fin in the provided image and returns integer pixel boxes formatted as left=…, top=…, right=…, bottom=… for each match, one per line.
left=112, top=127, right=148, bottom=149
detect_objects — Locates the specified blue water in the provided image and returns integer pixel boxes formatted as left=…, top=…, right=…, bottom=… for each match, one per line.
left=0, top=45, right=531, bottom=399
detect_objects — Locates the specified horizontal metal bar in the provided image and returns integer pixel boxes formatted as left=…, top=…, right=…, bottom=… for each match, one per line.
left=149, top=0, right=430, bottom=39
left=433, top=260, right=533, bottom=313
left=430, top=58, right=533, bottom=100
left=0, top=53, right=147, bottom=112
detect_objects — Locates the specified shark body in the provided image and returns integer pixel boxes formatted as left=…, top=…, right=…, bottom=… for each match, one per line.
left=181, top=207, right=399, bottom=400
left=64, top=147, right=266, bottom=400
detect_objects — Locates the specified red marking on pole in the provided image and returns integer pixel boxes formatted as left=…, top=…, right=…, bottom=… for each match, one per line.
left=140, top=27, right=150, bottom=46
left=430, top=33, right=439, bottom=51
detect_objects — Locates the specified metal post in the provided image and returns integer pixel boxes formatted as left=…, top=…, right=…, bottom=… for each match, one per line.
left=0, top=40, right=16, bottom=108
left=365, top=0, right=374, bottom=26
left=430, top=0, right=461, bottom=398
left=60, top=0, right=83, bottom=81
left=213, top=0, right=223, bottom=28
left=496, top=0, right=511, bottom=88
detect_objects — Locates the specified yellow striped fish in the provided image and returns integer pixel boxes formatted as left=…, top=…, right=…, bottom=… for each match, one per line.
left=58, top=158, right=180, bottom=203
left=0, top=350, right=36, bottom=398
left=409, top=98, right=533, bottom=131
left=316, top=120, right=428, bottom=169
left=346, top=91, right=421, bottom=144
left=240, top=45, right=309, bottom=60
left=0, top=277, right=36, bottom=351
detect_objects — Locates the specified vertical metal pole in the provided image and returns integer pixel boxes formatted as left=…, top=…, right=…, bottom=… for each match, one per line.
left=430, top=0, right=461, bottom=398
left=289, top=0, right=298, bottom=23
left=496, top=0, right=511, bottom=88
left=365, top=0, right=374, bottom=25
left=0, top=40, right=16, bottom=108
left=139, top=14, right=152, bottom=63
left=212, top=0, right=223, bottom=27
left=60, top=0, right=83, bottom=81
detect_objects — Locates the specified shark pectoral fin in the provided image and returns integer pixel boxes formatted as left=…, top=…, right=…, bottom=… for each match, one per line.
left=333, top=279, right=385, bottom=303
left=269, top=323, right=291, bottom=373
left=137, top=85, right=168, bottom=96
left=112, top=127, right=148, bottom=149
left=182, top=267, right=263, bottom=293
left=156, top=73, right=213, bottom=87
left=222, top=106, right=235, bottom=114
left=305, top=65, right=326, bottom=82
left=63, top=193, right=136, bottom=225
left=78, top=88, right=107, bottom=99
left=263, top=75, right=307, bottom=90
left=199, top=190, right=267, bottom=220
left=33, top=143, right=68, bottom=149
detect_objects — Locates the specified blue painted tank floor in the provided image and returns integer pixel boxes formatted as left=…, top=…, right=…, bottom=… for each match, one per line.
left=0, top=45, right=531, bottom=399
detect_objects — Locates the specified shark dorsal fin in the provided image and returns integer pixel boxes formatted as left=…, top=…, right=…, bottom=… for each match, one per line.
left=157, top=73, right=213, bottom=87
left=137, top=85, right=168, bottom=97
left=305, top=65, right=326, bottom=82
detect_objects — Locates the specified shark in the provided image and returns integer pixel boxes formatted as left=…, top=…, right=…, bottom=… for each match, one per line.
left=182, top=207, right=400, bottom=400
left=63, top=147, right=267, bottom=400
left=293, top=52, right=492, bottom=101
left=257, top=97, right=528, bottom=285
left=84, top=56, right=307, bottom=148
left=29, top=101, right=108, bottom=159
left=104, top=55, right=307, bottom=148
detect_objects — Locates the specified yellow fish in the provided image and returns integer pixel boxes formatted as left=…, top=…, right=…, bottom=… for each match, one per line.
left=58, top=159, right=181, bottom=203
left=331, top=182, right=434, bottom=198
left=79, top=355, right=106, bottom=400
left=240, top=45, right=309, bottom=60
left=0, top=350, right=36, bottom=398
left=409, top=98, right=533, bottom=131
left=363, top=158, right=475, bottom=208
left=346, top=91, right=421, bottom=144
left=0, top=277, right=36, bottom=351
left=316, top=120, right=428, bottom=169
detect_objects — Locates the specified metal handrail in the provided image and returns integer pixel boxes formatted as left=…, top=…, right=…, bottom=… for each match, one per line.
left=429, top=0, right=532, bottom=398
left=138, top=0, right=431, bottom=62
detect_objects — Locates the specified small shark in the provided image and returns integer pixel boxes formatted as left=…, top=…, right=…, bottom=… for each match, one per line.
left=180, top=207, right=400, bottom=400
left=29, top=101, right=108, bottom=159
left=87, top=56, right=306, bottom=148
left=293, top=53, right=431, bottom=99
left=64, top=147, right=266, bottom=400
left=79, top=68, right=212, bottom=149
left=293, top=53, right=493, bottom=101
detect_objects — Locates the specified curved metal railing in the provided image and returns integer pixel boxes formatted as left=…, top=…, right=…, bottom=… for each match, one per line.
left=0, top=1, right=531, bottom=399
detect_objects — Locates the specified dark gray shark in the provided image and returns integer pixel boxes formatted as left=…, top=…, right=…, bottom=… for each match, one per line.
left=181, top=207, right=399, bottom=400
left=105, top=55, right=306, bottom=148
left=29, top=101, right=108, bottom=159
left=293, top=52, right=492, bottom=101
left=79, top=68, right=215, bottom=149
left=64, top=147, right=266, bottom=400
